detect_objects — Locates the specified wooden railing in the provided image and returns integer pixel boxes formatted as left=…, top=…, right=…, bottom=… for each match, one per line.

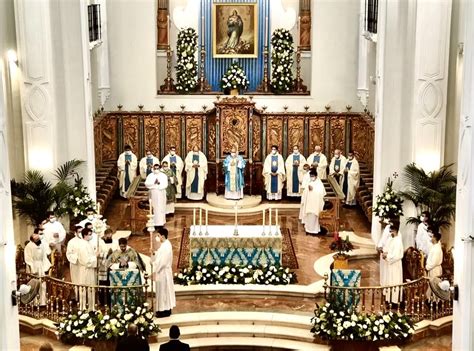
left=323, top=275, right=453, bottom=323
left=16, top=273, right=152, bottom=323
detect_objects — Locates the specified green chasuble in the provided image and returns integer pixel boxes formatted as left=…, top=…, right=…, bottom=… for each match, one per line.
left=108, top=247, right=145, bottom=271
left=162, top=168, right=178, bottom=203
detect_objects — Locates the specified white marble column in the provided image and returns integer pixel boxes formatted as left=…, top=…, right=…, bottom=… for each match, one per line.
left=0, top=57, right=20, bottom=351
left=452, top=1, right=474, bottom=349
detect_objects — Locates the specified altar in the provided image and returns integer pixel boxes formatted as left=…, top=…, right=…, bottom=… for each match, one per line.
left=108, top=269, right=144, bottom=307
left=189, top=225, right=282, bottom=267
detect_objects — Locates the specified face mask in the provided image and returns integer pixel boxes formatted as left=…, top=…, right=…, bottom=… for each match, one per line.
left=147, top=155, right=152, bottom=158
left=231, top=153, right=236, bottom=157
left=125, top=151, right=131, bottom=155
left=170, top=151, right=175, bottom=156
left=162, top=166, right=169, bottom=171
left=272, top=150, right=277, bottom=155
left=310, top=177, right=316, bottom=181
left=153, top=169, right=160, bottom=174
left=335, top=155, right=340, bottom=159
left=349, top=156, right=353, bottom=160
left=49, top=218, right=56, bottom=223
left=35, top=240, right=42, bottom=246
left=293, top=150, right=299, bottom=154
left=87, top=215, right=94, bottom=221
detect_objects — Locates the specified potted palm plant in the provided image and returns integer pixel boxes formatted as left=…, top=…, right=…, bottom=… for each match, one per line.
left=329, top=234, right=354, bottom=269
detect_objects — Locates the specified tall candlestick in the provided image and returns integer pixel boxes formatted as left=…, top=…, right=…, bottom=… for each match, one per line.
left=206, top=209, right=208, bottom=226
left=276, top=209, right=279, bottom=226
left=201, top=15, right=205, bottom=46
left=297, top=16, right=301, bottom=47
left=265, top=16, right=269, bottom=46
left=269, top=208, right=272, bottom=228
left=200, top=208, right=202, bottom=227
left=149, top=199, right=153, bottom=215
left=167, top=15, right=170, bottom=45
left=193, top=208, right=196, bottom=227
left=96, top=202, right=101, bottom=215
left=262, top=209, right=265, bottom=226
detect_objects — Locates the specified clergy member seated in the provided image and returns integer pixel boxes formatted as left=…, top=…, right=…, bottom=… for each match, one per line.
left=159, top=325, right=190, bottom=351
left=307, top=145, right=328, bottom=180
left=109, top=238, right=145, bottom=271
left=161, top=161, right=178, bottom=216
left=145, top=164, right=168, bottom=227
left=416, top=211, right=432, bottom=256
left=300, top=169, right=327, bottom=235
left=329, top=149, right=347, bottom=187
left=162, top=146, right=184, bottom=199
left=139, top=150, right=160, bottom=180
left=285, top=145, right=306, bottom=197
left=382, top=223, right=404, bottom=305
left=263, top=145, right=286, bottom=200
left=184, top=145, right=208, bottom=200
left=342, top=151, right=360, bottom=206
left=117, top=144, right=138, bottom=198
left=223, top=146, right=246, bottom=200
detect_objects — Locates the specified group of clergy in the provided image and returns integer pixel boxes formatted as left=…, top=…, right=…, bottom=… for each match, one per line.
left=376, top=213, right=444, bottom=303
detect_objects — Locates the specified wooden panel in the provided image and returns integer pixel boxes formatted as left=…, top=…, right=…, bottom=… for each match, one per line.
left=252, top=114, right=262, bottom=161
left=101, top=116, right=117, bottom=162
left=207, top=114, right=217, bottom=161
left=144, top=116, right=161, bottom=157
left=94, top=119, right=102, bottom=168
left=266, top=116, right=284, bottom=155
left=163, top=116, right=182, bottom=156
left=308, top=117, right=325, bottom=153
left=287, top=117, right=304, bottom=152
left=220, top=107, right=249, bottom=158
left=329, top=116, right=346, bottom=156
left=122, top=116, right=140, bottom=156
left=185, top=115, right=203, bottom=153
left=351, top=115, right=375, bottom=172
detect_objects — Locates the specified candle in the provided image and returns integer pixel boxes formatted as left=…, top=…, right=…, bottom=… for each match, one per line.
left=297, top=16, right=301, bottom=48
left=193, top=208, right=196, bottom=228
left=262, top=209, right=265, bottom=227
left=167, top=14, right=170, bottom=45
left=201, top=15, right=205, bottom=46
left=265, top=16, right=269, bottom=46
left=149, top=199, right=153, bottom=215
left=269, top=208, right=272, bottom=228
left=276, top=209, right=279, bottom=226
left=96, top=202, right=101, bottom=215
left=200, top=208, right=202, bottom=227
left=206, top=209, right=208, bottom=227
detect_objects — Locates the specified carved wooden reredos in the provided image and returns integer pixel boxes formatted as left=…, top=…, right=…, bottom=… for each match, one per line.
left=94, top=97, right=374, bottom=194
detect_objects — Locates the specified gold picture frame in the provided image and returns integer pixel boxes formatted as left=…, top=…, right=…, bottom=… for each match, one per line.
left=212, top=2, right=258, bottom=58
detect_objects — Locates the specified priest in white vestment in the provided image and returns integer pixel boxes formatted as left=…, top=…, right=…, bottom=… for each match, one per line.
left=382, top=224, right=404, bottom=304
left=66, top=225, right=83, bottom=284
left=117, top=145, right=138, bottom=198
left=43, top=211, right=66, bottom=251
left=139, top=150, right=160, bottom=179
left=77, top=228, right=97, bottom=310
left=343, top=151, right=360, bottom=206
left=24, top=230, right=51, bottom=305
left=153, top=228, right=176, bottom=318
left=298, top=164, right=311, bottom=223
left=223, top=147, right=246, bottom=200
left=329, top=149, right=347, bottom=188
left=301, top=169, right=326, bottom=234
left=98, top=229, right=119, bottom=285
left=184, top=146, right=208, bottom=200
left=415, top=211, right=432, bottom=256
left=145, top=164, right=169, bottom=227
left=426, top=232, right=443, bottom=299
left=263, top=145, right=286, bottom=200
left=77, top=208, right=100, bottom=251
left=285, top=145, right=306, bottom=197
left=307, top=145, right=328, bottom=180
left=162, top=146, right=184, bottom=199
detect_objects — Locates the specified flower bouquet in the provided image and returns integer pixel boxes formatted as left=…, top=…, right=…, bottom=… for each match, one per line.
left=66, top=175, right=95, bottom=218
left=175, top=27, right=198, bottom=93
left=93, top=216, right=107, bottom=237
left=373, top=178, right=404, bottom=221
left=270, top=28, right=294, bottom=93
left=220, top=62, right=249, bottom=93
left=329, top=234, right=354, bottom=259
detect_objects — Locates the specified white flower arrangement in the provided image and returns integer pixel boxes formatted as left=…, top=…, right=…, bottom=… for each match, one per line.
left=56, top=304, right=160, bottom=343
left=311, top=303, right=415, bottom=342
left=92, top=216, right=107, bottom=236
left=220, top=62, right=249, bottom=91
left=373, top=178, right=404, bottom=220
left=174, top=264, right=296, bottom=286
left=175, top=28, right=198, bottom=93
left=270, top=28, right=294, bottom=93
left=66, top=177, right=95, bottom=218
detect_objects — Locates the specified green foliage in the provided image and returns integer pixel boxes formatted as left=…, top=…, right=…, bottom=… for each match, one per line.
left=399, top=163, right=456, bottom=230
left=10, top=159, right=87, bottom=225
left=270, top=28, right=294, bottom=93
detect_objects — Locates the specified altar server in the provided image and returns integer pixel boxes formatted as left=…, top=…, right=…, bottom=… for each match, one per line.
left=298, top=164, right=311, bottom=223
left=145, top=164, right=169, bottom=226
left=285, top=145, right=306, bottom=197
left=329, top=149, right=347, bottom=188
left=161, top=161, right=178, bottom=215
left=223, top=146, right=246, bottom=200
left=263, top=145, right=286, bottom=200
left=98, top=229, right=119, bottom=286
left=426, top=232, right=443, bottom=299
left=139, top=150, right=160, bottom=179
left=162, top=146, right=184, bottom=199
left=24, top=229, right=51, bottom=305
left=78, top=208, right=99, bottom=251
left=343, top=151, right=360, bottom=206
left=66, top=225, right=83, bottom=284
left=77, top=228, right=97, bottom=309
left=117, top=145, right=138, bottom=198
left=416, top=211, right=432, bottom=256
left=43, top=211, right=66, bottom=252
left=300, top=169, right=326, bottom=234
left=153, top=228, right=176, bottom=318
left=377, top=219, right=396, bottom=286
left=307, top=145, right=328, bottom=179
left=382, top=223, right=404, bottom=304
left=184, top=146, right=208, bottom=200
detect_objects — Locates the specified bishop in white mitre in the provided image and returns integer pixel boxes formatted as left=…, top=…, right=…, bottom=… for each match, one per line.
left=382, top=224, right=404, bottom=304
left=300, top=169, right=327, bottom=234
left=145, top=164, right=169, bottom=227
left=117, top=145, right=138, bottom=198
left=298, top=164, right=311, bottom=223
left=162, top=146, right=184, bottom=199
left=77, top=228, right=97, bottom=310
left=184, top=146, right=208, bottom=200
left=263, top=145, right=286, bottom=200
left=66, top=225, right=84, bottom=284
left=139, top=150, right=160, bottom=179
left=307, top=145, right=328, bottom=180
left=343, top=151, right=360, bottom=206
left=153, top=228, right=176, bottom=318
left=24, top=229, right=51, bottom=305
left=285, top=145, right=306, bottom=197
left=329, top=149, right=347, bottom=188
